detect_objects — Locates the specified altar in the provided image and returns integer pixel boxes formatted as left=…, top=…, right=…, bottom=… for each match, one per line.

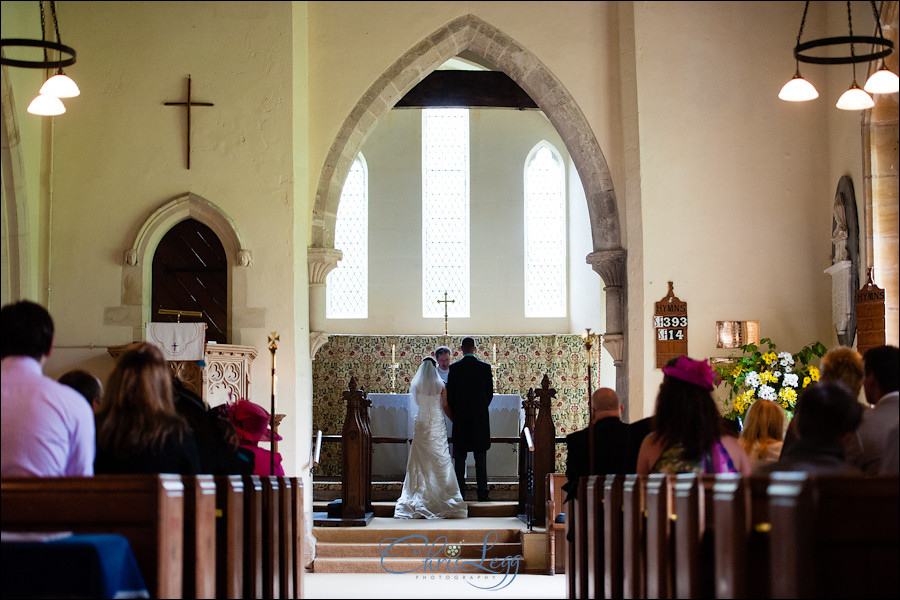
left=367, top=393, right=524, bottom=481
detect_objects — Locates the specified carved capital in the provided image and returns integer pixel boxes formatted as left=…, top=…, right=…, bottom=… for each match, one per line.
left=602, top=333, right=625, bottom=364
left=310, top=331, right=330, bottom=359
left=124, top=248, right=138, bottom=266
left=237, top=249, right=252, bottom=268
left=307, top=247, right=343, bottom=284
left=586, top=249, right=627, bottom=289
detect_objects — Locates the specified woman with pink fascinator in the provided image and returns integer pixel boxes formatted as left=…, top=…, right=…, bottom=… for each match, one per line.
left=637, top=355, right=751, bottom=476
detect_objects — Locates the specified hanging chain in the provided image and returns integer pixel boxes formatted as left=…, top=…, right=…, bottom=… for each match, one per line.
left=846, top=1, right=857, bottom=79
left=39, top=1, right=47, bottom=63
left=50, top=1, right=62, bottom=45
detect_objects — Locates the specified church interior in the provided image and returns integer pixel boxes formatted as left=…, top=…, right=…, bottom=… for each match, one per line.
left=2, top=1, right=898, bottom=596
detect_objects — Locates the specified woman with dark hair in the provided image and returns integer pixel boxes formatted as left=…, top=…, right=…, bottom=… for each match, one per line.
left=94, top=342, right=200, bottom=474
left=637, top=355, right=751, bottom=475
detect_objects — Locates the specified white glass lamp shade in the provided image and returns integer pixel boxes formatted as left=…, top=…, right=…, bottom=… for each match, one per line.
left=864, top=67, right=900, bottom=94
left=40, top=73, right=80, bottom=98
left=27, top=94, right=66, bottom=116
left=778, top=74, right=819, bottom=101
left=836, top=82, right=875, bottom=110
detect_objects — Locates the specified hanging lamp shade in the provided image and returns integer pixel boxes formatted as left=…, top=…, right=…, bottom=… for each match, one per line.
left=778, top=71, right=819, bottom=101
left=40, top=72, right=80, bottom=98
left=864, top=63, right=900, bottom=94
left=27, top=93, right=66, bottom=116
left=836, top=81, right=875, bottom=110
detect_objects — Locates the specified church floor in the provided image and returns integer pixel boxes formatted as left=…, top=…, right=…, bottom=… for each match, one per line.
left=304, top=572, right=567, bottom=598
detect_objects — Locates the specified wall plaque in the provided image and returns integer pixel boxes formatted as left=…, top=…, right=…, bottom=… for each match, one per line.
left=655, top=281, right=688, bottom=368
left=856, top=268, right=885, bottom=356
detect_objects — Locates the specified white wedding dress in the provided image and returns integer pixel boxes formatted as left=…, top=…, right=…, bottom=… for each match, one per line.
left=394, top=362, right=467, bottom=519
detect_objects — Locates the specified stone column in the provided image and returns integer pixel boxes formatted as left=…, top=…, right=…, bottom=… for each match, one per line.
left=307, top=247, right=342, bottom=356
left=586, top=249, right=628, bottom=406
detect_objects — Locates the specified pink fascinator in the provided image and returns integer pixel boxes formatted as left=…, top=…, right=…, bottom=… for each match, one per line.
left=662, top=355, right=720, bottom=391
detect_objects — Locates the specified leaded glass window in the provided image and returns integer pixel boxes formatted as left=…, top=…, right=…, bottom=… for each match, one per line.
left=327, top=156, right=368, bottom=318
left=524, top=143, right=566, bottom=317
left=423, top=109, right=470, bottom=318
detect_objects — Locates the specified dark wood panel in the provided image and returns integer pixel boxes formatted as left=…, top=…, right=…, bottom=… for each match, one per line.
left=394, top=70, right=539, bottom=109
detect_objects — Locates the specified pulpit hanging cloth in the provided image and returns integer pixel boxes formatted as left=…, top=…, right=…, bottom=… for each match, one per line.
left=145, top=322, right=206, bottom=361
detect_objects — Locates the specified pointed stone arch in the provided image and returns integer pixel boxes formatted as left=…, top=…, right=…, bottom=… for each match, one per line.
left=308, top=14, right=630, bottom=393
left=106, top=192, right=261, bottom=342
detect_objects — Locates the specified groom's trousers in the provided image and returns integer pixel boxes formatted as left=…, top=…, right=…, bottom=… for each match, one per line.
left=454, top=448, right=489, bottom=500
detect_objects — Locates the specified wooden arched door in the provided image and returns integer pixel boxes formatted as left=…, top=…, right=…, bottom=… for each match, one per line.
left=151, top=218, right=228, bottom=343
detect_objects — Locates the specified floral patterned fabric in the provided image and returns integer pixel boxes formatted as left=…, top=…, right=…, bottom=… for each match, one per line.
left=312, top=334, right=593, bottom=477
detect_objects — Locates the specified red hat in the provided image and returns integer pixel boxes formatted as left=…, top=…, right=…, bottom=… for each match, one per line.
left=229, top=399, right=282, bottom=443
left=662, top=356, right=719, bottom=391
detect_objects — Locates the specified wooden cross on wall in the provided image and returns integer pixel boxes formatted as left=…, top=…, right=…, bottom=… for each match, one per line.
left=164, top=75, right=214, bottom=169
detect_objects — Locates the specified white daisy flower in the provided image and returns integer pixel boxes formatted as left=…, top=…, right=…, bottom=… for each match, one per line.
left=778, top=352, right=794, bottom=367
left=744, top=371, right=761, bottom=389
left=783, top=373, right=799, bottom=388
left=758, top=385, right=777, bottom=401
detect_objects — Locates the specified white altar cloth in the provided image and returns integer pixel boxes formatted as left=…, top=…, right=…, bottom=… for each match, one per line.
left=367, top=393, right=524, bottom=480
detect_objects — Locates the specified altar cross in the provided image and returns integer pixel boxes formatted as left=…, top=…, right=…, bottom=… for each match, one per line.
left=437, top=292, right=455, bottom=336
left=164, top=75, right=214, bottom=170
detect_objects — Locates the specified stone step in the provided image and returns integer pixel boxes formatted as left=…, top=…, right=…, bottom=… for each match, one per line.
left=313, top=500, right=521, bottom=519
left=314, top=523, right=524, bottom=545
left=312, top=555, right=526, bottom=574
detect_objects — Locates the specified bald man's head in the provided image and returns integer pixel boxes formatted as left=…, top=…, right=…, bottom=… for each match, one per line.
left=591, top=387, right=622, bottom=421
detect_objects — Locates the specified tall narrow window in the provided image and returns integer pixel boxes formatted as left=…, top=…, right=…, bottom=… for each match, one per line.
left=327, top=155, right=368, bottom=318
left=423, top=109, right=470, bottom=318
left=524, top=143, right=566, bottom=317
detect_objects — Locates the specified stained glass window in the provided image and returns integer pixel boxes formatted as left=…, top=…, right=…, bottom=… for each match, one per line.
left=524, top=143, right=566, bottom=317
left=327, top=156, right=368, bottom=318
left=423, top=109, right=469, bottom=318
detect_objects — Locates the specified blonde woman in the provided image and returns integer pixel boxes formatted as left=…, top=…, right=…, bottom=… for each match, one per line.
left=740, top=399, right=786, bottom=470
left=95, top=342, right=199, bottom=474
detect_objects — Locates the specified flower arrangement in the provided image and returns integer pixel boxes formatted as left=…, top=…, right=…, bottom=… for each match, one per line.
left=714, top=338, right=827, bottom=422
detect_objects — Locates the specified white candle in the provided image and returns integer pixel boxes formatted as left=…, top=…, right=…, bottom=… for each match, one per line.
left=392, top=343, right=395, bottom=363
left=314, top=430, right=322, bottom=464
left=492, top=343, right=497, bottom=364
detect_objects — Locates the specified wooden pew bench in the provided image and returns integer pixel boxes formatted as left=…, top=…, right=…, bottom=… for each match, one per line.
left=1, top=474, right=186, bottom=599
left=545, top=472, right=567, bottom=575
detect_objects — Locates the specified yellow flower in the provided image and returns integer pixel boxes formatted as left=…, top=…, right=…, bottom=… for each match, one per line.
left=761, top=371, right=777, bottom=384
left=779, top=387, right=797, bottom=406
left=731, top=365, right=743, bottom=378
left=762, top=352, right=777, bottom=365
left=809, top=366, right=820, bottom=382
left=803, top=376, right=811, bottom=388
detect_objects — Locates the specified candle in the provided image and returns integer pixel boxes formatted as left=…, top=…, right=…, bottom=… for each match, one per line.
left=392, top=343, right=395, bottom=363
left=492, top=343, right=497, bottom=364
left=314, top=430, right=322, bottom=464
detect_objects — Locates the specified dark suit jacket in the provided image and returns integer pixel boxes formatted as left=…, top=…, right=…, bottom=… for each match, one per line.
left=562, top=416, right=653, bottom=503
left=447, top=354, right=494, bottom=452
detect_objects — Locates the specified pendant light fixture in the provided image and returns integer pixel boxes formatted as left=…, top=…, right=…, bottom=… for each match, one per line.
left=0, top=1, right=79, bottom=116
left=779, top=1, right=896, bottom=110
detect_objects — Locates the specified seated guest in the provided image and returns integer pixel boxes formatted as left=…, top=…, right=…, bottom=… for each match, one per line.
left=227, top=399, right=285, bottom=476
left=59, top=369, right=104, bottom=412
left=1, top=301, right=95, bottom=477
left=172, top=377, right=253, bottom=475
left=637, top=355, right=751, bottom=475
left=782, top=345, right=865, bottom=458
left=739, top=399, right=786, bottom=470
left=95, top=342, right=200, bottom=474
left=845, top=345, right=899, bottom=475
left=758, top=381, right=863, bottom=475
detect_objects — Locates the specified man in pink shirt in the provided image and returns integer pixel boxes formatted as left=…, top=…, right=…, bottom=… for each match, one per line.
left=1, top=301, right=95, bottom=476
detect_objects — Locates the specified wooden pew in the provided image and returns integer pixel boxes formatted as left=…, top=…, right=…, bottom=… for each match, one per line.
left=183, top=475, right=217, bottom=599
left=602, top=474, right=624, bottom=599
left=585, top=475, right=604, bottom=599
left=572, top=476, right=590, bottom=599
left=214, top=475, right=244, bottom=600
left=622, top=474, right=645, bottom=599
left=545, top=472, right=567, bottom=575
left=262, top=476, right=282, bottom=598
left=645, top=473, right=672, bottom=599
left=0, top=474, right=184, bottom=599
left=671, top=473, right=716, bottom=599
left=768, top=472, right=900, bottom=599
left=277, top=476, right=295, bottom=599
left=242, top=475, right=264, bottom=600
left=713, top=473, right=770, bottom=599
left=288, top=476, right=304, bottom=600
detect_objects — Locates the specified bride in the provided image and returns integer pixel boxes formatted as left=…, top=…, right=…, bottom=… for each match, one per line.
left=394, top=356, right=468, bottom=519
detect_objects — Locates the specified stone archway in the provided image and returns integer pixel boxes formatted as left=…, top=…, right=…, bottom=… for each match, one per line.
left=105, top=192, right=261, bottom=343
left=308, top=14, right=630, bottom=394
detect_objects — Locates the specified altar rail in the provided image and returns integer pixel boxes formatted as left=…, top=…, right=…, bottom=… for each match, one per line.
left=566, top=472, right=899, bottom=598
left=1, top=474, right=305, bottom=599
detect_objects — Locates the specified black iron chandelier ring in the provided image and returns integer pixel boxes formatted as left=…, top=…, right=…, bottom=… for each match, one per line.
left=795, top=35, right=893, bottom=65
left=0, top=38, right=76, bottom=69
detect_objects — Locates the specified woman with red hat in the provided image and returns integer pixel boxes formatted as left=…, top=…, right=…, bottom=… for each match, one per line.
left=228, top=399, right=284, bottom=476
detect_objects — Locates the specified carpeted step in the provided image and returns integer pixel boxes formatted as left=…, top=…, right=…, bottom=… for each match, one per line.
left=313, top=500, right=521, bottom=518
left=312, top=555, right=526, bottom=574
left=313, top=518, right=526, bottom=544
left=316, top=540, right=523, bottom=559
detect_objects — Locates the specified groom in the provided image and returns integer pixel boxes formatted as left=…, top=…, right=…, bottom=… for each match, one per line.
left=447, top=336, right=494, bottom=501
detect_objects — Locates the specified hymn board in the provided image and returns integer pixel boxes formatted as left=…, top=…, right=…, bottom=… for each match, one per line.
left=655, top=281, right=688, bottom=368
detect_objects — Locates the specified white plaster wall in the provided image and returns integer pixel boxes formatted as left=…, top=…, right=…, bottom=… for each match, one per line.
left=29, top=1, right=306, bottom=474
